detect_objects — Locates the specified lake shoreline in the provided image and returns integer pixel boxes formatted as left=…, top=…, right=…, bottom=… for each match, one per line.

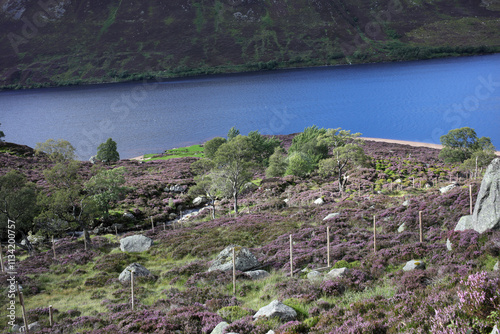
left=129, top=137, right=500, bottom=160
left=2, top=52, right=499, bottom=92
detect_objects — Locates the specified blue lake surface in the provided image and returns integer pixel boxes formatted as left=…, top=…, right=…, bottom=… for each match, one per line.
left=1, top=54, right=499, bottom=159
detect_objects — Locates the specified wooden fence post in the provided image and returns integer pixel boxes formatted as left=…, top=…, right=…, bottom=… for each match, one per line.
left=469, top=184, right=473, bottom=215
left=131, top=271, right=135, bottom=311
left=327, top=226, right=330, bottom=268
left=115, top=225, right=118, bottom=237
left=289, top=234, right=293, bottom=278
left=419, top=211, right=423, bottom=243
left=83, top=234, right=87, bottom=251
left=49, top=305, right=54, bottom=327
left=52, top=236, right=56, bottom=260
left=18, top=284, right=29, bottom=334
left=151, top=217, right=154, bottom=233
left=163, top=222, right=166, bottom=231
left=373, top=215, right=377, bottom=253
left=232, top=248, right=236, bottom=295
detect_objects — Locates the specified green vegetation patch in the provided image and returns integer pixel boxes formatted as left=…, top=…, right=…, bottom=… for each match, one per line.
left=144, top=144, right=204, bottom=160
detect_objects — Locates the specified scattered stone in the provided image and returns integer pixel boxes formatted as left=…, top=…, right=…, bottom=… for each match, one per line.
left=494, top=261, right=499, bottom=271
left=323, top=213, right=340, bottom=220
left=193, top=196, right=208, bottom=206
left=118, top=263, right=151, bottom=282
left=123, top=212, right=135, bottom=220
left=402, top=200, right=409, bottom=207
left=440, top=183, right=457, bottom=194
left=491, top=324, right=499, bottom=334
left=398, top=223, right=406, bottom=233
left=253, top=300, right=297, bottom=321
left=120, top=235, right=153, bottom=252
left=28, top=322, right=41, bottom=331
left=210, top=321, right=229, bottom=334
left=395, top=178, right=402, bottom=184
left=89, top=155, right=97, bottom=164
left=166, top=184, right=186, bottom=193
left=245, top=270, right=270, bottom=280
left=27, top=232, right=45, bottom=245
left=314, top=198, right=324, bottom=205
left=446, top=238, right=453, bottom=251
left=283, top=198, right=290, bottom=205
left=307, top=270, right=322, bottom=281
left=455, top=158, right=500, bottom=233
left=168, top=213, right=178, bottom=220
left=208, top=245, right=260, bottom=272
left=266, top=331, right=276, bottom=334
left=326, top=267, right=349, bottom=279
left=403, top=260, right=425, bottom=271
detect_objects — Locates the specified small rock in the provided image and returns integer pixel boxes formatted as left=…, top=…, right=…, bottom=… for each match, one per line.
left=210, top=321, right=229, bottom=334
left=123, top=212, right=135, bottom=220
left=208, top=245, right=260, bottom=272
left=120, top=235, right=153, bottom=252
left=193, top=196, right=208, bottom=206
left=493, top=261, right=499, bottom=271
left=403, top=260, right=425, bottom=271
left=446, top=238, right=453, bottom=251
left=283, top=198, right=289, bottom=204
left=89, top=155, right=97, bottom=164
left=253, top=300, right=297, bottom=321
left=402, top=200, right=409, bottom=207
left=326, top=267, right=349, bottom=279
left=491, top=325, right=499, bottom=334
left=266, top=331, right=276, bottom=334
left=118, top=263, right=152, bottom=282
left=439, top=183, right=457, bottom=194
left=323, top=213, right=340, bottom=220
left=168, top=213, right=178, bottom=220
left=455, top=215, right=473, bottom=232
left=245, top=270, right=270, bottom=280
left=28, top=322, right=41, bottom=331
left=307, top=270, right=322, bottom=281
left=314, top=198, right=324, bottom=205
left=398, top=223, right=406, bottom=233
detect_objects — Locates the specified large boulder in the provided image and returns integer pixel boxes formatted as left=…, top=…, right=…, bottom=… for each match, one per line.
left=193, top=196, right=208, bottom=206
left=120, top=235, right=153, bottom=252
left=208, top=245, right=260, bottom=272
left=455, top=158, right=500, bottom=233
left=253, top=300, right=297, bottom=321
left=118, top=263, right=152, bottom=282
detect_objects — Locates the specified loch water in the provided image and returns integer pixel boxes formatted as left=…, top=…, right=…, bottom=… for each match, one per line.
left=1, top=54, right=499, bottom=159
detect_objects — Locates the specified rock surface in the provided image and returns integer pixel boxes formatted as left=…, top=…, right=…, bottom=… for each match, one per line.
left=326, top=267, right=349, bottom=279
left=323, top=212, right=340, bottom=220
left=120, top=235, right=153, bottom=252
left=446, top=238, right=453, bottom=251
left=307, top=270, right=322, bottom=281
left=398, top=223, right=406, bottom=233
left=208, top=245, right=260, bottom=272
left=118, top=263, right=152, bottom=282
left=403, top=260, right=425, bottom=271
left=245, top=270, right=270, bottom=280
left=439, top=183, right=457, bottom=194
left=494, top=261, right=499, bottom=271
left=210, top=321, right=229, bottom=334
left=455, top=158, right=500, bottom=233
left=193, top=196, right=208, bottom=206
left=253, top=300, right=297, bottom=321
left=314, top=198, right=324, bottom=205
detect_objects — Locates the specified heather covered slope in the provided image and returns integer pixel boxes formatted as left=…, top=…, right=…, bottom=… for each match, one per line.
left=1, top=0, right=500, bottom=89
left=0, top=140, right=499, bottom=333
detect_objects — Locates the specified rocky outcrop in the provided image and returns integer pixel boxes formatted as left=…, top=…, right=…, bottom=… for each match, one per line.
left=253, top=300, right=297, bottom=321
left=120, top=235, right=153, bottom=252
left=326, top=267, right=349, bottom=279
left=208, top=245, right=260, bottom=272
left=118, top=263, right=152, bottom=282
left=455, top=158, right=500, bottom=233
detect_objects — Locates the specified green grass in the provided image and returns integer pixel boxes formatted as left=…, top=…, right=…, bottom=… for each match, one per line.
left=143, top=144, right=204, bottom=161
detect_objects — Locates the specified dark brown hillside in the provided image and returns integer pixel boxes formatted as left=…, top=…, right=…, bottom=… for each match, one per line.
left=1, top=0, right=499, bottom=89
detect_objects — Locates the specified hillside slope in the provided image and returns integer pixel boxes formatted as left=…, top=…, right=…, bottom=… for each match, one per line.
left=1, top=0, right=500, bottom=89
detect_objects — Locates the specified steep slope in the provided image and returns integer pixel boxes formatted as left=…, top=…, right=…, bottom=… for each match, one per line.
left=1, top=0, right=499, bottom=89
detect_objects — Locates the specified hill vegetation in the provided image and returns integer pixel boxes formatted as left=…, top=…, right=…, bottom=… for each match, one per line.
left=1, top=0, right=500, bottom=89
left=0, top=127, right=499, bottom=333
